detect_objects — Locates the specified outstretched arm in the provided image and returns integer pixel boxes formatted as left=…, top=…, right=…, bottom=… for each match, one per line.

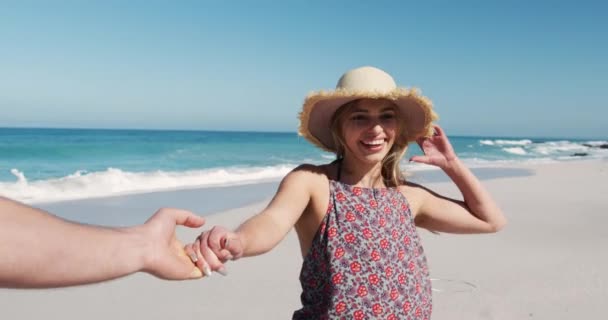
left=409, top=125, right=507, bottom=233
left=0, top=197, right=205, bottom=288
left=187, top=166, right=314, bottom=274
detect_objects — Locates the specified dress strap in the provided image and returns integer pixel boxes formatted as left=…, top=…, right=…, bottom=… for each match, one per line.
left=336, top=158, right=342, bottom=182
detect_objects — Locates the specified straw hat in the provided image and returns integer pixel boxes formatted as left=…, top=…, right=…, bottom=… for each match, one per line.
left=298, top=66, right=438, bottom=153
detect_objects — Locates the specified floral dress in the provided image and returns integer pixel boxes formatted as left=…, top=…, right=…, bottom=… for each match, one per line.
left=292, top=179, right=432, bottom=319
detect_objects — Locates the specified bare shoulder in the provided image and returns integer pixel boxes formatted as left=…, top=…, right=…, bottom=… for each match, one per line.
left=397, top=181, right=432, bottom=217
left=282, top=163, right=331, bottom=191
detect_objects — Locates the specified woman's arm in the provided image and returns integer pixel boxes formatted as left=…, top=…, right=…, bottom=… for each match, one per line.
left=188, top=165, right=316, bottom=273
left=0, top=197, right=205, bottom=288
left=409, top=126, right=507, bottom=233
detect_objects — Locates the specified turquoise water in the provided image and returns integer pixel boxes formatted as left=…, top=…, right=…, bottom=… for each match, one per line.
left=1, top=127, right=606, bottom=203
left=0, top=128, right=322, bottom=181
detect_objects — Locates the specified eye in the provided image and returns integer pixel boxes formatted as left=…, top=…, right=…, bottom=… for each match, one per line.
left=380, top=113, right=396, bottom=120
left=350, top=114, right=367, bottom=121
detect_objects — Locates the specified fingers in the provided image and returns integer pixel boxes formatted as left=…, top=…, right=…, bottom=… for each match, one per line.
left=185, top=239, right=218, bottom=278
left=149, top=241, right=202, bottom=280
left=433, top=124, right=444, bottom=136
left=409, top=155, right=431, bottom=165
left=194, top=238, right=214, bottom=277
left=207, top=226, right=224, bottom=253
left=208, top=226, right=236, bottom=261
left=183, top=242, right=207, bottom=278
left=222, top=236, right=244, bottom=260
left=199, top=231, right=226, bottom=275
left=180, top=245, right=204, bottom=279
left=155, top=207, right=206, bottom=228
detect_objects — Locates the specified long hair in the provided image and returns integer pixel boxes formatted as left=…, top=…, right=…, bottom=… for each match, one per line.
left=329, top=98, right=409, bottom=187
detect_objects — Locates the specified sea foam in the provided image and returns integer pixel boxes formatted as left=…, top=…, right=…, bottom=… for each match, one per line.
left=1, top=165, right=294, bottom=204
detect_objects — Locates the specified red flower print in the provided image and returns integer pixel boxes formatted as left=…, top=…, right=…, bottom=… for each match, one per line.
left=362, top=228, right=373, bottom=239
left=398, top=250, right=405, bottom=260
left=401, top=203, right=409, bottom=211
left=391, top=199, right=398, bottom=206
left=332, top=273, right=343, bottom=284
left=336, top=192, right=346, bottom=202
left=380, top=238, right=389, bottom=249
left=369, top=199, right=378, bottom=208
left=381, top=189, right=388, bottom=196
left=346, top=211, right=356, bottom=222
left=384, top=206, right=391, bottom=214
left=355, top=203, right=365, bottom=212
left=371, top=250, right=380, bottom=261
left=344, top=233, right=356, bottom=243
left=415, top=307, right=422, bottom=317
left=391, top=229, right=399, bottom=239
left=352, top=187, right=362, bottom=196
left=390, top=288, right=399, bottom=300
left=372, top=303, right=383, bottom=315
left=379, top=217, right=386, bottom=227
left=403, top=301, right=411, bottom=313
left=334, top=246, right=345, bottom=259
left=335, top=301, right=346, bottom=314
left=354, top=310, right=365, bottom=320
left=398, top=273, right=406, bottom=285
left=400, top=214, right=406, bottom=223
left=350, top=261, right=362, bottom=273
left=409, top=261, right=416, bottom=272
left=357, top=285, right=368, bottom=297
left=416, top=282, right=421, bottom=294
left=387, top=314, right=397, bottom=320
left=368, top=273, right=379, bottom=285
left=403, top=235, right=411, bottom=245
left=326, top=203, right=333, bottom=213
left=328, top=227, right=337, bottom=238
left=385, top=266, right=393, bottom=277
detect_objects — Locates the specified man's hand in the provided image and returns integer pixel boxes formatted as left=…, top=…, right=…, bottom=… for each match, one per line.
left=136, top=208, right=206, bottom=280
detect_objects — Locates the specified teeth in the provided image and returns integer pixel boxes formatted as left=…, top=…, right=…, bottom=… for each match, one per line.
left=362, top=139, right=384, bottom=146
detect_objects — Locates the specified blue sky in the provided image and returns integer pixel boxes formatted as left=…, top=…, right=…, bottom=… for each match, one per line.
left=1, top=1, right=606, bottom=138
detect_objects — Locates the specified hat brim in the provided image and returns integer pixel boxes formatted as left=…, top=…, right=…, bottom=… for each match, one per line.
left=298, top=88, right=438, bottom=153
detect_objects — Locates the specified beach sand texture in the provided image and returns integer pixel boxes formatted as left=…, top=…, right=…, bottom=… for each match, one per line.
left=1, top=160, right=607, bottom=319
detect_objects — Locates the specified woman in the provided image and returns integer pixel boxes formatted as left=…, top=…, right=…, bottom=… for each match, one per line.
left=186, top=66, right=506, bottom=319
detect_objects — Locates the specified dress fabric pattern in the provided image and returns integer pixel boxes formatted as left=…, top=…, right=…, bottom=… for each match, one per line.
left=293, top=180, right=432, bottom=320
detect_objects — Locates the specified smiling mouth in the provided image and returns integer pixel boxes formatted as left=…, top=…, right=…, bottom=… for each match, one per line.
left=360, top=138, right=386, bottom=151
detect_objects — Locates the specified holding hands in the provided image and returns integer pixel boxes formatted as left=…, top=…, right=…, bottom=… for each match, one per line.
left=137, top=208, right=208, bottom=280
left=185, top=226, right=244, bottom=277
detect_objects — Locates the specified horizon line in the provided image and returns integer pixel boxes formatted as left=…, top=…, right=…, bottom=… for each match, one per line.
left=1, top=125, right=606, bottom=141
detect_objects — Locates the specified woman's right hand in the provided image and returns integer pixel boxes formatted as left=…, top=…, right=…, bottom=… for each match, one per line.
left=185, top=226, right=244, bottom=276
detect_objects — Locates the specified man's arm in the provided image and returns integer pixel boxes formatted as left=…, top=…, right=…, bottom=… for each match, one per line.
left=0, top=196, right=205, bottom=288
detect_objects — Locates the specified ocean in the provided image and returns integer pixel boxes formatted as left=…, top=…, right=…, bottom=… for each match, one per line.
left=1, top=127, right=606, bottom=204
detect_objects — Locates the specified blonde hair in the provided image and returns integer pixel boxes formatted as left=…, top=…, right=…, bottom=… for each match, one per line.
left=329, top=98, right=409, bottom=187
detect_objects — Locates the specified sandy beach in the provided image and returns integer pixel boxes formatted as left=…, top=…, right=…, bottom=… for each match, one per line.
left=1, top=159, right=607, bottom=319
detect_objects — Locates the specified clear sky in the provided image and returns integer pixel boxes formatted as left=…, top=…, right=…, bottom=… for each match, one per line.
left=1, top=0, right=606, bottom=138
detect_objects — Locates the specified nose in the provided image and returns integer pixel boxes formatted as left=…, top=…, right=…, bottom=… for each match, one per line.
left=367, top=121, right=384, bottom=134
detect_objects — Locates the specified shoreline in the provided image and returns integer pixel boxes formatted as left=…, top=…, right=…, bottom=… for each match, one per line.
left=4, top=157, right=605, bottom=207
left=33, top=163, right=540, bottom=227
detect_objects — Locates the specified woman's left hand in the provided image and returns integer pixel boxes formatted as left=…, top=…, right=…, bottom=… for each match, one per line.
left=409, top=125, right=457, bottom=170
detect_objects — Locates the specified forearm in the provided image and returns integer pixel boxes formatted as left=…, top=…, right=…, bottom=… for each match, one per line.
left=443, top=158, right=507, bottom=230
left=235, top=213, right=287, bottom=257
left=0, top=197, right=146, bottom=288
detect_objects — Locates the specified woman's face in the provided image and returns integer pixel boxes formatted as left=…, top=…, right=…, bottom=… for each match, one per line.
left=340, top=99, right=399, bottom=165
